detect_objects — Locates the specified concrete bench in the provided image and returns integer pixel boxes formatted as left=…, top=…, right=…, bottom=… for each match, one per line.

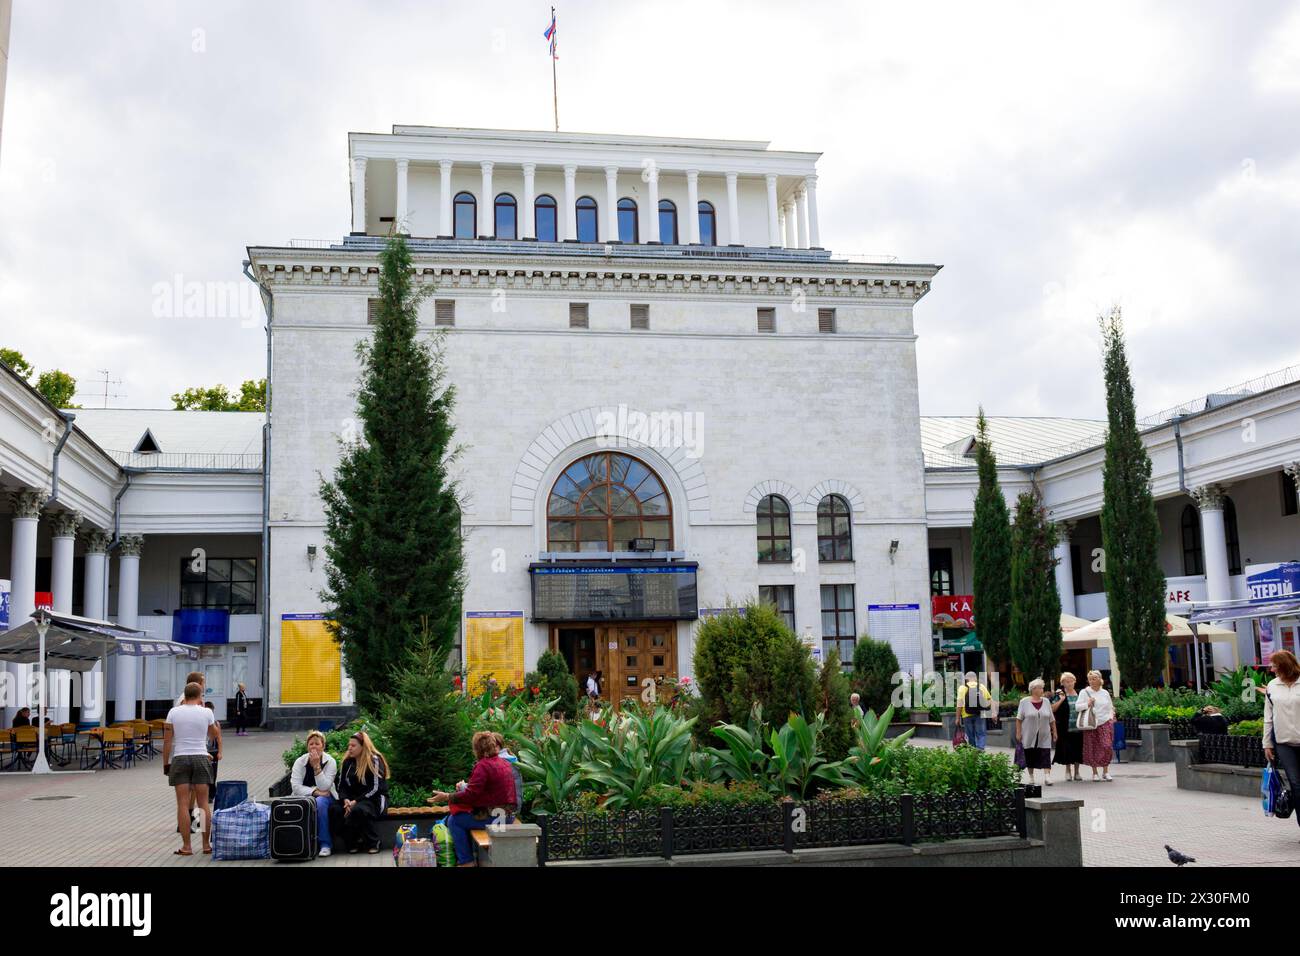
left=471, top=822, right=542, bottom=867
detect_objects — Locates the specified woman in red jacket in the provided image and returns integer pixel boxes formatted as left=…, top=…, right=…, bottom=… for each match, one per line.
left=429, top=730, right=517, bottom=866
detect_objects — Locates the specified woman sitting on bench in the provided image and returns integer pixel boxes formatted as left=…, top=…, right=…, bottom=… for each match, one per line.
left=334, top=731, right=389, bottom=854
left=429, top=730, right=516, bottom=867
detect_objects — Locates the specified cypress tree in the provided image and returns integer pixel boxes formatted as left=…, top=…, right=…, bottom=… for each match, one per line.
left=319, top=236, right=465, bottom=711
left=971, top=409, right=1013, bottom=673
left=1098, top=307, right=1167, bottom=689
left=1009, top=491, right=1063, bottom=683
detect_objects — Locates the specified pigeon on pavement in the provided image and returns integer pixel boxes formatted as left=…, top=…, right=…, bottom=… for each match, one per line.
left=1165, top=844, right=1196, bottom=866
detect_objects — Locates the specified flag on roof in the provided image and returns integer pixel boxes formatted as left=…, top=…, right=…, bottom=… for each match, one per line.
left=544, top=10, right=557, bottom=59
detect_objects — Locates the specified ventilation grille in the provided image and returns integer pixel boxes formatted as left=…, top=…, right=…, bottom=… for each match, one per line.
left=757, top=307, right=776, bottom=333
left=366, top=298, right=382, bottom=325
left=630, top=304, right=649, bottom=330
left=569, top=303, right=589, bottom=328
left=818, top=308, right=836, bottom=333
left=435, top=299, right=455, bottom=327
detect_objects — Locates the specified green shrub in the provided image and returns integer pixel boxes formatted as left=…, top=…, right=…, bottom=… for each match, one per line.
left=692, top=602, right=817, bottom=729
left=816, top=648, right=853, bottom=761
left=850, top=636, right=900, bottom=716
left=1228, top=719, right=1264, bottom=737
left=1136, top=705, right=1198, bottom=722
left=377, top=635, right=473, bottom=789
left=526, top=649, right=580, bottom=718
left=1114, top=687, right=1212, bottom=720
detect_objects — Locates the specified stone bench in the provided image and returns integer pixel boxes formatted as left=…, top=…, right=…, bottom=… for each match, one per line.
left=1171, top=739, right=1263, bottom=797
left=472, top=822, right=542, bottom=867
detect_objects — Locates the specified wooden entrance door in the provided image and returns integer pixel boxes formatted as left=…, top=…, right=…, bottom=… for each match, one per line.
left=607, top=623, right=676, bottom=705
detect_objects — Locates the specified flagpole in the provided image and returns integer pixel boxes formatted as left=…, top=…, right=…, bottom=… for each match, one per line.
left=551, top=6, right=559, bottom=131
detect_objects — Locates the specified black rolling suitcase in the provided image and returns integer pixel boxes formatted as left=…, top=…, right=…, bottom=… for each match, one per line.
left=270, top=797, right=318, bottom=861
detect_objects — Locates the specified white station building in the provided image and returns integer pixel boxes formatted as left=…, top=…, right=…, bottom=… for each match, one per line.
left=2, top=124, right=1298, bottom=728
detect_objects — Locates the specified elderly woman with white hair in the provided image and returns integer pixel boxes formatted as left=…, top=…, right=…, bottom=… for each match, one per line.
left=1077, top=669, right=1116, bottom=781
left=1016, top=678, right=1058, bottom=785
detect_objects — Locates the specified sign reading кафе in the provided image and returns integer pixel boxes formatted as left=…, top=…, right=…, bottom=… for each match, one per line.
left=529, top=563, right=699, bottom=622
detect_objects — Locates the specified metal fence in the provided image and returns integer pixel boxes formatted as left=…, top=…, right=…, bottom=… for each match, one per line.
left=109, top=450, right=263, bottom=471
left=1194, top=733, right=1266, bottom=768
left=535, top=787, right=1031, bottom=864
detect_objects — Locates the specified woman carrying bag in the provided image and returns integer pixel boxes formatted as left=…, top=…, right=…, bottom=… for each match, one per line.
left=1263, top=650, right=1300, bottom=828
left=1077, top=669, right=1116, bottom=782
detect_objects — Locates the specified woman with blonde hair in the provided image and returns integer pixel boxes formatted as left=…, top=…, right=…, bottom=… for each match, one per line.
left=430, top=730, right=517, bottom=866
left=290, top=729, right=338, bottom=856
left=334, top=730, right=389, bottom=853
left=1263, top=649, right=1300, bottom=829
left=1078, top=669, right=1116, bottom=781
left=1051, top=671, right=1084, bottom=781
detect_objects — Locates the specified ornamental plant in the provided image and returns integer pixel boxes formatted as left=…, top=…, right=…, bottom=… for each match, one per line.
left=850, top=636, right=900, bottom=717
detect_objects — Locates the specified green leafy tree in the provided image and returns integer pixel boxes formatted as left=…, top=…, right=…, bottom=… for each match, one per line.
left=1, top=348, right=34, bottom=381
left=36, top=369, right=80, bottom=408
left=236, top=378, right=267, bottom=411
left=1009, top=491, right=1062, bottom=683
left=525, top=649, right=580, bottom=718
left=378, top=631, right=473, bottom=788
left=1098, top=307, right=1168, bottom=689
left=850, top=635, right=900, bottom=716
left=972, top=408, right=1013, bottom=672
left=693, top=601, right=818, bottom=730
left=319, top=236, right=465, bottom=711
left=172, top=385, right=233, bottom=411
left=815, top=648, right=854, bottom=761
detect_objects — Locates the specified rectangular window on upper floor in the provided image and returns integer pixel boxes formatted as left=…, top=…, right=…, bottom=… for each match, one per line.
left=434, top=299, right=455, bottom=327
left=757, top=307, right=776, bottom=333
left=569, top=303, right=589, bottom=329
left=630, top=304, right=649, bottom=330
left=818, top=308, right=836, bottom=333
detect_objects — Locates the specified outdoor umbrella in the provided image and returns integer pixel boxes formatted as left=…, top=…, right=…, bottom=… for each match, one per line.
left=1061, top=613, right=1239, bottom=695
left=0, top=608, right=199, bottom=774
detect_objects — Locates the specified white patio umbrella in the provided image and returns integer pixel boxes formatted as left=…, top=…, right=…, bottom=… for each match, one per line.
left=1061, top=613, right=1239, bottom=695
left=0, top=608, right=199, bottom=774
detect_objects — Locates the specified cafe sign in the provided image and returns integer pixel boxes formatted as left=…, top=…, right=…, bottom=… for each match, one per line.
left=931, top=595, right=975, bottom=629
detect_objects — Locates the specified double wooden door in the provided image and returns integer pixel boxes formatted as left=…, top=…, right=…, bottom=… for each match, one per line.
left=551, top=622, right=676, bottom=704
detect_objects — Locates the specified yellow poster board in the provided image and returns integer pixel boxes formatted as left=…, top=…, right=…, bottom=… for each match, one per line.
left=280, top=614, right=341, bottom=704
left=465, top=611, right=525, bottom=694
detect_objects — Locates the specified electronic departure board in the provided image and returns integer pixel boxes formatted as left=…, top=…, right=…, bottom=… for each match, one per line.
left=529, top=564, right=699, bottom=622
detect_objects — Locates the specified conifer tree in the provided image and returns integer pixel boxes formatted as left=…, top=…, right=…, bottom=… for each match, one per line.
left=1098, top=307, right=1167, bottom=689
left=1009, top=491, right=1062, bottom=683
left=320, top=237, right=465, bottom=710
left=972, top=409, right=1013, bottom=673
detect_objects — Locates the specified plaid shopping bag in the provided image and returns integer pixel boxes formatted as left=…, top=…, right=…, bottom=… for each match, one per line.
left=212, top=798, right=271, bottom=861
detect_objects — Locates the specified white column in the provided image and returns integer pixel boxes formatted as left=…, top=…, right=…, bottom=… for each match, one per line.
left=350, top=156, right=367, bottom=234
left=479, top=161, right=494, bottom=238
left=394, top=158, right=409, bottom=235
left=604, top=165, right=619, bottom=241
left=804, top=174, right=821, bottom=248
left=790, top=187, right=800, bottom=251
left=50, top=510, right=81, bottom=724
left=113, top=534, right=143, bottom=722
left=6, top=489, right=42, bottom=724
left=725, top=171, right=740, bottom=246
left=685, top=169, right=701, bottom=244
left=438, top=160, right=453, bottom=237
left=563, top=164, right=577, bottom=241
left=783, top=199, right=797, bottom=248
left=82, top=529, right=111, bottom=724
left=1053, top=520, right=1077, bottom=617
left=646, top=165, right=660, bottom=243
left=521, top=163, right=537, bottom=239
left=1192, top=485, right=1234, bottom=671
left=765, top=174, right=781, bottom=247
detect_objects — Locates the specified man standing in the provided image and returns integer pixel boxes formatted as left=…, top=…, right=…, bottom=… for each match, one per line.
left=163, top=682, right=219, bottom=856
left=957, top=672, right=992, bottom=751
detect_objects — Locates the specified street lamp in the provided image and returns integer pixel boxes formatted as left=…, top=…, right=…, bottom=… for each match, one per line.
left=31, top=612, right=53, bottom=775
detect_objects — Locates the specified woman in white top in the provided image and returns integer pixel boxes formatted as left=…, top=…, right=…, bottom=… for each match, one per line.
left=1077, top=669, right=1116, bottom=781
left=290, top=730, right=339, bottom=856
left=1263, top=650, right=1300, bottom=829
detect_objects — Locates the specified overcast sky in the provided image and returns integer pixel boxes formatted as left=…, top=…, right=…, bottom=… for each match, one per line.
left=2, top=0, right=1299, bottom=420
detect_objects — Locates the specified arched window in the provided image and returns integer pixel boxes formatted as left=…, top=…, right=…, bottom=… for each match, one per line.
left=658, top=200, right=678, bottom=244
left=494, top=193, right=517, bottom=240
left=1224, top=496, right=1242, bottom=576
left=817, top=494, right=853, bottom=562
left=698, top=200, right=716, bottom=246
left=535, top=194, right=558, bottom=241
left=453, top=191, right=477, bottom=239
left=617, top=198, right=638, bottom=244
left=547, top=452, right=673, bottom=552
left=756, top=495, right=792, bottom=563
left=1181, top=504, right=1204, bottom=576
left=575, top=196, right=599, bottom=242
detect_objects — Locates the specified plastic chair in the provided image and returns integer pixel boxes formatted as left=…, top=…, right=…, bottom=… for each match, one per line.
left=100, top=728, right=131, bottom=770
left=131, top=721, right=154, bottom=760
left=55, top=723, right=78, bottom=763
left=11, top=727, right=38, bottom=771
left=0, top=730, right=14, bottom=771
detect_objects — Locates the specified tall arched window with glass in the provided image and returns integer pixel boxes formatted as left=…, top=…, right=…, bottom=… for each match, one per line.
left=535, top=194, right=558, bottom=241
left=1181, top=504, right=1204, bottom=576
left=494, top=194, right=517, bottom=240
left=453, top=192, right=477, bottom=239
left=576, top=196, right=599, bottom=242
left=756, top=495, right=792, bottom=563
left=698, top=200, right=716, bottom=246
left=658, top=200, right=678, bottom=244
left=817, top=494, right=853, bottom=562
left=617, top=198, right=638, bottom=243
left=547, top=452, right=673, bottom=552
left=1224, top=496, right=1242, bottom=576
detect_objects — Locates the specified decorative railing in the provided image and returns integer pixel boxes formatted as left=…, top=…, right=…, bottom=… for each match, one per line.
left=1168, top=718, right=1197, bottom=741
left=110, top=449, right=263, bottom=471
left=1121, top=717, right=1144, bottom=742
left=1193, top=733, right=1266, bottom=768
left=535, top=787, right=1031, bottom=864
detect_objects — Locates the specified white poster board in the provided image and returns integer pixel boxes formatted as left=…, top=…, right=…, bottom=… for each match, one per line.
left=867, top=603, right=925, bottom=671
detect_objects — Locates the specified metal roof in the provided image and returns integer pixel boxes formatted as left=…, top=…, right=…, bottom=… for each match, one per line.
left=70, top=408, right=265, bottom=469
left=920, top=416, right=1106, bottom=469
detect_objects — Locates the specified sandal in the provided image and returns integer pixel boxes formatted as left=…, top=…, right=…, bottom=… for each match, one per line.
left=174, top=848, right=193, bottom=856
left=202, top=846, right=213, bottom=854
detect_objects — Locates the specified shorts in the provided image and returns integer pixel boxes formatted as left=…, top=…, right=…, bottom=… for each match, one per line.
left=168, top=754, right=214, bottom=787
